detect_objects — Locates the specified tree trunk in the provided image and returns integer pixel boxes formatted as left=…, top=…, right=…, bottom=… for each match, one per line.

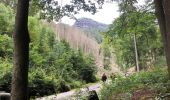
left=154, top=0, right=170, bottom=79
left=11, top=0, right=30, bottom=100
left=133, top=33, right=139, bottom=72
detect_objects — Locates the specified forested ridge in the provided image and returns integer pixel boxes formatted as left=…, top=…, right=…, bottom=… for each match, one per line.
left=74, top=17, right=108, bottom=43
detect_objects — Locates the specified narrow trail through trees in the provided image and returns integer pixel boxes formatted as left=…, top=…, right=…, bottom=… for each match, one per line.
left=36, top=82, right=103, bottom=100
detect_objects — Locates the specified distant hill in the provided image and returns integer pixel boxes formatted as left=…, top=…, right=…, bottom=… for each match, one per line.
left=48, top=22, right=121, bottom=76
left=73, top=18, right=108, bottom=43
left=50, top=22, right=103, bottom=67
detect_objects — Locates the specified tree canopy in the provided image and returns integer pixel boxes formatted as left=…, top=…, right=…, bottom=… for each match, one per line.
left=102, top=0, right=164, bottom=70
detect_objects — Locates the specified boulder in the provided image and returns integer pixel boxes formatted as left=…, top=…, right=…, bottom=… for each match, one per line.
left=88, top=90, right=99, bottom=100
left=0, top=93, right=10, bottom=100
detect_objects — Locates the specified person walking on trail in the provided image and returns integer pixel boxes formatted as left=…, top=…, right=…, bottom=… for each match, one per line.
left=101, top=73, right=107, bottom=82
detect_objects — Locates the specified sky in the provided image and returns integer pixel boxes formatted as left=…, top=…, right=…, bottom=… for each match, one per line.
left=60, top=1, right=120, bottom=25
left=59, top=0, right=145, bottom=25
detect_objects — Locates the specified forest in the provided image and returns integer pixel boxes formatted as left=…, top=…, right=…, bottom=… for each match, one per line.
left=100, top=0, right=170, bottom=99
left=1, top=0, right=170, bottom=100
left=0, top=2, right=97, bottom=99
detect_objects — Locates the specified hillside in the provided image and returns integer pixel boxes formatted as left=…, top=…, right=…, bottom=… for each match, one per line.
left=49, top=22, right=120, bottom=75
left=74, top=18, right=108, bottom=43
left=50, top=22, right=103, bottom=68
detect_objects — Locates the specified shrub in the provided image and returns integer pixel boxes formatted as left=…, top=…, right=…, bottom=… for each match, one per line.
left=0, top=3, right=14, bottom=35
left=28, top=68, right=56, bottom=97
left=100, top=68, right=169, bottom=100
left=0, top=57, right=12, bottom=92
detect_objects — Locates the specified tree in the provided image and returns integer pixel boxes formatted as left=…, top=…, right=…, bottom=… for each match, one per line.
left=114, top=0, right=170, bottom=76
left=154, top=0, right=170, bottom=79
left=102, top=2, right=163, bottom=71
left=112, top=0, right=170, bottom=78
left=11, top=0, right=104, bottom=99
left=11, top=0, right=30, bottom=100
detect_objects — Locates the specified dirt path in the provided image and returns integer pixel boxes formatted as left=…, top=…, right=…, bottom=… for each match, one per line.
left=35, top=81, right=110, bottom=100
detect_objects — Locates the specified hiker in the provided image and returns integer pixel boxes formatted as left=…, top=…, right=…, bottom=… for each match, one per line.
left=101, top=73, right=107, bottom=82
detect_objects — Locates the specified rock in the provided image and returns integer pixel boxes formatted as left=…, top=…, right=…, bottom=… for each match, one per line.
left=87, top=90, right=99, bottom=100
left=0, top=93, right=10, bottom=100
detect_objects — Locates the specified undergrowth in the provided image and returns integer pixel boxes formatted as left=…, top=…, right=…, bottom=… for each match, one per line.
left=100, top=68, right=170, bottom=100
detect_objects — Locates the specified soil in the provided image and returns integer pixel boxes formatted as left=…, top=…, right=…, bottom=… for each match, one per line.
left=132, top=88, right=156, bottom=100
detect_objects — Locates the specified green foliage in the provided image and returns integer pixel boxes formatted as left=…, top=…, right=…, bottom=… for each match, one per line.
left=78, top=54, right=97, bottom=82
left=29, top=0, right=104, bottom=21
left=0, top=3, right=14, bottom=35
left=0, top=2, right=98, bottom=97
left=101, top=42, right=111, bottom=70
left=28, top=17, right=41, bottom=42
left=84, top=28, right=103, bottom=43
left=153, top=56, right=167, bottom=68
left=0, top=4, right=13, bottom=93
left=100, top=68, right=169, bottom=100
left=103, top=8, right=164, bottom=70
left=29, top=37, right=97, bottom=96
left=0, top=0, right=17, bottom=10
left=0, top=57, right=12, bottom=92
left=0, top=34, right=13, bottom=58
left=70, top=50, right=97, bottom=82
left=0, top=6, right=97, bottom=97
left=29, top=68, right=56, bottom=97
left=28, top=17, right=97, bottom=96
